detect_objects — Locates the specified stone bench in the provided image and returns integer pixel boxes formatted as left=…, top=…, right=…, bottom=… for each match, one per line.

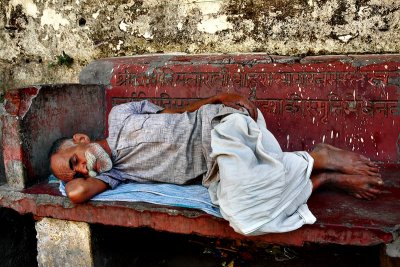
left=1, top=54, right=399, bottom=266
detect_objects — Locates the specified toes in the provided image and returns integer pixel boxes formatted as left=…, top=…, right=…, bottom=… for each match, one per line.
left=370, top=177, right=384, bottom=186
left=354, top=193, right=363, bottom=199
left=362, top=191, right=377, bottom=200
left=368, top=167, right=380, bottom=173
left=366, top=187, right=382, bottom=195
left=367, top=172, right=382, bottom=178
left=367, top=162, right=379, bottom=168
left=354, top=191, right=376, bottom=200
left=360, top=155, right=370, bottom=161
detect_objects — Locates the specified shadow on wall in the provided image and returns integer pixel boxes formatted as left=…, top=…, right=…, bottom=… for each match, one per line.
left=91, top=224, right=380, bottom=267
left=0, top=208, right=37, bottom=267
left=0, top=110, right=5, bottom=184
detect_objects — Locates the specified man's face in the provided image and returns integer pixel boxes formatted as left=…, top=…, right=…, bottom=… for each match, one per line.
left=50, top=141, right=112, bottom=183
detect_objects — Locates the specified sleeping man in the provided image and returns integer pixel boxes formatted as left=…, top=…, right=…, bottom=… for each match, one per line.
left=49, top=93, right=383, bottom=235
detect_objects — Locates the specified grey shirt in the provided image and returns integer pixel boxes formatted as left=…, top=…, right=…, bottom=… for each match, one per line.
left=95, top=100, right=231, bottom=189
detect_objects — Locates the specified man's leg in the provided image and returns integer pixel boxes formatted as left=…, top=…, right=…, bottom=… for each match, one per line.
left=309, top=143, right=383, bottom=200
left=309, top=143, right=380, bottom=175
left=310, top=172, right=383, bottom=200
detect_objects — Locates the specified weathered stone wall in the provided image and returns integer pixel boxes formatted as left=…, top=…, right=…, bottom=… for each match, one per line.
left=0, top=0, right=399, bottom=94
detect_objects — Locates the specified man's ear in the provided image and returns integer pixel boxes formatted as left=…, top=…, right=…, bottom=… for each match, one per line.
left=72, top=133, right=91, bottom=144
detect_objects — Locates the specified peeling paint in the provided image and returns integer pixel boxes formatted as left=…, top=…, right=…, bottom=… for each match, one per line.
left=197, top=15, right=233, bottom=34
left=338, top=34, right=354, bottom=43
left=5, top=160, right=26, bottom=189
left=116, top=40, right=124, bottom=50
left=92, top=10, right=100, bottom=19
left=0, top=0, right=398, bottom=91
left=119, top=19, right=128, bottom=32
left=40, top=8, right=70, bottom=31
left=10, top=0, right=38, bottom=18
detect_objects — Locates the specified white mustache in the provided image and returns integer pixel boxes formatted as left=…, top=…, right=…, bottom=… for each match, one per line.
left=84, top=143, right=113, bottom=177
left=85, top=151, right=98, bottom=177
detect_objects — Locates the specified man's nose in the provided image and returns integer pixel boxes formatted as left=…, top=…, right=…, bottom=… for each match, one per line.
left=75, top=163, right=88, bottom=176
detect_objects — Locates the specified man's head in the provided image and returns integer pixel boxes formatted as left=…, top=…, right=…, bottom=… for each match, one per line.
left=49, top=133, right=112, bottom=182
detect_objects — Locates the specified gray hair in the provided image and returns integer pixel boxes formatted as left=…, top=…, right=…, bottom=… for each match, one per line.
left=48, top=137, right=75, bottom=159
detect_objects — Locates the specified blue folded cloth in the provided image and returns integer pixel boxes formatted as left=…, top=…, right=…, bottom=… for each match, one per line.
left=52, top=175, right=222, bottom=218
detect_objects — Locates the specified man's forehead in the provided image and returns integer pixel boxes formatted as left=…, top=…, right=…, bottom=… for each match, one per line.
left=51, top=151, right=74, bottom=180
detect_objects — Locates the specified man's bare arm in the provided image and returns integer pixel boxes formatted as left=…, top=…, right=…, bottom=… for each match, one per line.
left=65, top=177, right=108, bottom=204
left=161, top=93, right=258, bottom=120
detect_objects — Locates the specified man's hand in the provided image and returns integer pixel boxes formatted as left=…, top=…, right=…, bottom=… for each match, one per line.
left=215, top=93, right=258, bottom=121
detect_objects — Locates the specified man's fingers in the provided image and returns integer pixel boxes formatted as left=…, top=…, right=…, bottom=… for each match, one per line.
left=220, top=95, right=258, bottom=121
left=246, top=104, right=258, bottom=121
left=238, top=100, right=258, bottom=121
left=225, top=101, right=242, bottom=110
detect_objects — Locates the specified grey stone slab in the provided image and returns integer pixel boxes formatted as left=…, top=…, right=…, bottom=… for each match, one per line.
left=36, top=218, right=93, bottom=267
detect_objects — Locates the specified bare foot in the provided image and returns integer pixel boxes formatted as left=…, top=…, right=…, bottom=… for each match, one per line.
left=311, top=172, right=383, bottom=200
left=310, top=143, right=379, bottom=176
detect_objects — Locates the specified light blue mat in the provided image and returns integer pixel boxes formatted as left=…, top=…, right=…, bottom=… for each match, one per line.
left=53, top=175, right=222, bottom=218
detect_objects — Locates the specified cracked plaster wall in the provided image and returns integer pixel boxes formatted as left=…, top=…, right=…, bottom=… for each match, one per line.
left=0, top=0, right=399, bottom=94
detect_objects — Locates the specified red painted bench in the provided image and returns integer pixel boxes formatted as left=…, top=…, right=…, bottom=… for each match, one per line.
left=1, top=54, right=399, bottom=257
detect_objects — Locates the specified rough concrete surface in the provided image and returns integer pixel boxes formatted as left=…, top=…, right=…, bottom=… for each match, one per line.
left=36, top=217, right=93, bottom=267
left=0, top=0, right=399, bottom=92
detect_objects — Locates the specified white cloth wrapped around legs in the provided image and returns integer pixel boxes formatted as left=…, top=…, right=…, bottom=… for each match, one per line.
left=209, top=110, right=316, bottom=235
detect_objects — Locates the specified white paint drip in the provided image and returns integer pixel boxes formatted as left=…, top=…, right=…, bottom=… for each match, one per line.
left=286, top=135, right=290, bottom=149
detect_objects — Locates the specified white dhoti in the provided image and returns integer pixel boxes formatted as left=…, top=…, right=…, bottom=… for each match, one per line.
left=208, top=110, right=316, bottom=235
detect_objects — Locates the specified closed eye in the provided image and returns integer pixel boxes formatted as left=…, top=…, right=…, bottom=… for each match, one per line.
left=69, top=154, right=77, bottom=170
left=73, top=173, right=84, bottom=179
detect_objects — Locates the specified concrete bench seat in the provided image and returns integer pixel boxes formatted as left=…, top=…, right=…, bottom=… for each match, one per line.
left=0, top=164, right=399, bottom=246
left=1, top=54, right=399, bottom=265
